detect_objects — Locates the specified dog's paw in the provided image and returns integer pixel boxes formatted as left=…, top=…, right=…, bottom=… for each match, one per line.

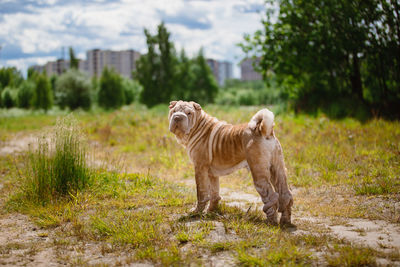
left=189, top=207, right=202, bottom=214
left=279, top=221, right=297, bottom=231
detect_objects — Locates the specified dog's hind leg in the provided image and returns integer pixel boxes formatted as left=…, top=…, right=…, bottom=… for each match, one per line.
left=271, top=142, right=293, bottom=225
left=207, top=173, right=221, bottom=212
left=246, top=145, right=279, bottom=224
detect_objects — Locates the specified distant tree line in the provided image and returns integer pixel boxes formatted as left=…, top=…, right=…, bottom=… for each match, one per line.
left=0, top=23, right=219, bottom=111
left=0, top=65, right=142, bottom=112
left=241, top=0, right=400, bottom=119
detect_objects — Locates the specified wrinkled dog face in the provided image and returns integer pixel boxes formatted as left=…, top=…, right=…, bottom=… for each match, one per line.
left=168, top=100, right=201, bottom=136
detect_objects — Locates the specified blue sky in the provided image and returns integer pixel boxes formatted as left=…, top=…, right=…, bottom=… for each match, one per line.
left=0, top=0, right=266, bottom=77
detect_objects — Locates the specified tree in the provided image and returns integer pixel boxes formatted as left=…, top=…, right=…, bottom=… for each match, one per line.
left=135, top=22, right=178, bottom=107
left=122, top=78, right=142, bottom=105
left=174, top=49, right=194, bottom=100
left=32, top=74, right=53, bottom=112
left=98, top=67, right=125, bottom=109
left=17, top=80, right=35, bottom=108
left=27, top=67, right=39, bottom=80
left=241, top=0, right=400, bottom=119
left=1, top=87, right=15, bottom=108
left=0, top=67, right=23, bottom=90
left=55, top=69, right=92, bottom=110
left=187, top=49, right=219, bottom=103
left=69, top=47, right=79, bottom=69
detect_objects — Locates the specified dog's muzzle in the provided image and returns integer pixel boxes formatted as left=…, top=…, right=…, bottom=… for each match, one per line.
left=169, top=112, right=189, bottom=134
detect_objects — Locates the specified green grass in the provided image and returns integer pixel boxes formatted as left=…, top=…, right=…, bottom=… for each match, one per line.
left=325, top=245, right=377, bottom=266
left=0, top=104, right=399, bottom=265
left=23, top=115, right=91, bottom=203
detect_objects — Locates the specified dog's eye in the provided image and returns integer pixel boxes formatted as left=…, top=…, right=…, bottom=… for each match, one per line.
left=187, top=111, right=191, bottom=115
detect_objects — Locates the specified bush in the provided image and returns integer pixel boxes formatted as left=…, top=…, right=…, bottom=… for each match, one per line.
left=32, top=74, right=53, bottom=112
left=122, top=78, right=142, bottom=105
left=55, top=69, right=92, bottom=110
left=216, top=86, right=283, bottom=107
left=1, top=87, right=16, bottom=108
left=17, top=80, right=35, bottom=108
left=98, top=67, right=125, bottom=109
left=216, top=79, right=284, bottom=107
left=26, top=116, right=91, bottom=203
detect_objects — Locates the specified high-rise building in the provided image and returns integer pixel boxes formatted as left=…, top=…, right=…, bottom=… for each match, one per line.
left=86, top=49, right=141, bottom=77
left=40, top=59, right=69, bottom=76
left=31, top=49, right=141, bottom=78
left=206, top=59, right=233, bottom=86
left=119, top=50, right=141, bottom=78
left=206, top=59, right=219, bottom=83
left=218, top=61, right=233, bottom=86
left=240, top=58, right=262, bottom=81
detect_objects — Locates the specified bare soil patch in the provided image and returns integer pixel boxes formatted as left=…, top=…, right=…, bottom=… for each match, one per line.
left=0, top=133, right=36, bottom=156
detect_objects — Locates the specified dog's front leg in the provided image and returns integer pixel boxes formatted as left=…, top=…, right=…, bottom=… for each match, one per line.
left=192, top=165, right=211, bottom=213
left=207, top=173, right=221, bottom=212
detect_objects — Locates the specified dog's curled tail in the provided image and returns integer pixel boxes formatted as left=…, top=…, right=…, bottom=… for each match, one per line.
left=248, top=108, right=275, bottom=138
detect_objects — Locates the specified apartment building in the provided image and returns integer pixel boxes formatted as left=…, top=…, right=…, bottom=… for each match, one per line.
left=218, top=61, right=233, bottom=86
left=206, top=59, right=233, bottom=86
left=32, top=49, right=140, bottom=78
left=42, top=59, right=69, bottom=76
left=86, top=49, right=141, bottom=77
left=240, top=58, right=262, bottom=81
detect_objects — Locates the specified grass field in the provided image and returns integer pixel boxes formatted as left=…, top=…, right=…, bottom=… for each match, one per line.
left=0, top=104, right=399, bottom=266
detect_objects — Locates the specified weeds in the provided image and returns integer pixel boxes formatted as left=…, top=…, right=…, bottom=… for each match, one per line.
left=25, top=115, right=91, bottom=203
left=325, top=245, right=377, bottom=266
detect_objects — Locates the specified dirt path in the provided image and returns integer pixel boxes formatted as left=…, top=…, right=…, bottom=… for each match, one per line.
left=0, top=213, right=57, bottom=266
left=220, top=184, right=400, bottom=252
left=0, top=213, right=156, bottom=266
left=0, top=133, right=37, bottom=156
left=182, top=175, right=400, bottom=254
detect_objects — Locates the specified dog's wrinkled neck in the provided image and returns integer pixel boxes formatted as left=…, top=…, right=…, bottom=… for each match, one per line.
left=186, top=111, right=220, bottom=158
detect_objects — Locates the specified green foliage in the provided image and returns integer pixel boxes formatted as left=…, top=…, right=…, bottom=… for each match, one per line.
left=1, top=87, right=16, bottom=108
left=216, top=79, right=283, bottom=106
left=0, top=67, right=23, bottom=89
left=122, top=78, right=142, bottom=105
left=185, top=49, right=218, bottom=103
left=17, top=80, right=35, bottom=108
left=136, top=22, right=177, bottom=107
left=55, top=69, right=92, bottom=110
left=25, top=116, right=91, bottom=203
left=69, top=47, right=79, bottom=69
left=98, top=67, right=125, bottom=109
left=136, top=23, right=218, bottom=107
left=174, top=48, right=219, bottom=104
left=49, top=75, right=57, bottom=96
left=32, top=74, right=53, bottom=112
left=242, top=0, right=400, bottom=119
left=27, top=67, right=39, bottom=80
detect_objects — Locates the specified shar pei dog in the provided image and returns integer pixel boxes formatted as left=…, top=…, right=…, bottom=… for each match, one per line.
left=168, top=100, right=293, bottom=225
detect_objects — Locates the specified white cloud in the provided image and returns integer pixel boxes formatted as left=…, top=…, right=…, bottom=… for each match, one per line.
left=4, top=56, right=57, bottom=73
left=0, top=0, right=265, bottom=78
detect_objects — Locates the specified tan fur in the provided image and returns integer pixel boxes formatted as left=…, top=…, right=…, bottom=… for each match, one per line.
left=168, top=100, right=293, bottom=225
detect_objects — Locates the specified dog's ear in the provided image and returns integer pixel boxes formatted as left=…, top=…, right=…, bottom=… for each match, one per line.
left=191, top=102, right=201, bottom=110
left=169, top=101, right=178, bottom=109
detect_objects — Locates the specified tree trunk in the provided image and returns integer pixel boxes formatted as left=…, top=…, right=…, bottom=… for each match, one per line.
left=350, top=52, right=364, bottom=101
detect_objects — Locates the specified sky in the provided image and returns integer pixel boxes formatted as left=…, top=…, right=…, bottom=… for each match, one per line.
left=0, top=0, right=266, bottom=78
